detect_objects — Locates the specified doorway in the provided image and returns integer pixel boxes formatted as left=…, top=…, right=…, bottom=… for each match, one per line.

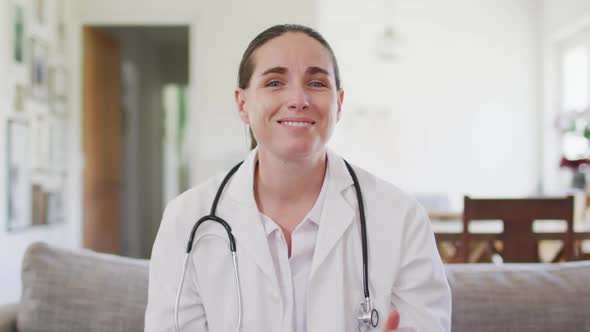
left=82, top=26, right=189, bottom=258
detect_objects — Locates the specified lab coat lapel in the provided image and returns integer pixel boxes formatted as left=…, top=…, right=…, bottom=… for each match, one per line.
left=221, top=148, right=280, bottom=292
left=309, top=149, right=355, bottom=282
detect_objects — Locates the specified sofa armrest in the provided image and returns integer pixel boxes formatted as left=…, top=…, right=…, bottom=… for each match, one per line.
left=0, top=303, right=18, bottom=332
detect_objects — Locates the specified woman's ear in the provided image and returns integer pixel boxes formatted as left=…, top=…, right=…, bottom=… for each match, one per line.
left=235, top=88, right=250, bottom=124
left=336, top=89, right=344, bottom=122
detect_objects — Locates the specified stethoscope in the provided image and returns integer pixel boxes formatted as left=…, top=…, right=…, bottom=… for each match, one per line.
left=174, top=158, right=379, bottom=332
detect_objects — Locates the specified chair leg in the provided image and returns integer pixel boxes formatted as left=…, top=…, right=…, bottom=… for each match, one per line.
left=447, top=239, right=464, bottom=263
left=469, top=241, right=490, bottom=263
left=551, top=244, right=564, bottom=263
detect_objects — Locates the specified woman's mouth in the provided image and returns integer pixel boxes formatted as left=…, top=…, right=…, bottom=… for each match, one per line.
left=277, top=119, right=316, bottom=127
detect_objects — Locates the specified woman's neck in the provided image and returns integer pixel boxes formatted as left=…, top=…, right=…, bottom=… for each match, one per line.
left=254, top=148, right=327, bottom=219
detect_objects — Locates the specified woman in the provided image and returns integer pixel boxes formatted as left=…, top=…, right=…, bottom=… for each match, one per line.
left=145, top=24, right=451, bottom=332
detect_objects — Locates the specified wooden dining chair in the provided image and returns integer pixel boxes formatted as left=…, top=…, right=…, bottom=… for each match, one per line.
left=461, top=196, right=575, bottom=263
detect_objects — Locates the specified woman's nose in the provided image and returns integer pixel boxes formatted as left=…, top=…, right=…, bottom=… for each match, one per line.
left=286, top=85, right=310, bottom=111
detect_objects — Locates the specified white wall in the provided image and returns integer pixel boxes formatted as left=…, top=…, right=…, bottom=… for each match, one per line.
left=0, top=0, right=81, bottom=304
left=542, top=0, right=590, bottom=35
left=321, top=0, right=541, bottom=208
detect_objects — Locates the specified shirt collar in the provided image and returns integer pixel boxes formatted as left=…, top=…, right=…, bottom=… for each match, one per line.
left=258, top=152, right=331, bottom=235
left=306, top=163, right=329, bottom=226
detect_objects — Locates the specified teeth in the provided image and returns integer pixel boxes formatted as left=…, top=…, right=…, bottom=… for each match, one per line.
left=282, top=121, right=311, bottom=127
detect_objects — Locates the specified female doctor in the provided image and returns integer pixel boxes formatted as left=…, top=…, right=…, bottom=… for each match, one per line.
left=145, top=24, right=451, bottom=332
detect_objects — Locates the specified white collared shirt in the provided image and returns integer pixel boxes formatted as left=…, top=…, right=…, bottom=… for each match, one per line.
left=146, top=147, right=451, bottom=331
left=259, top=166, right=329, bottom=332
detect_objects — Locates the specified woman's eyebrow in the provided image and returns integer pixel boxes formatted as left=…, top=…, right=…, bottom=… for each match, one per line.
left=260, top=66, right=329, bottom=76
left=306, top=66, right=329, bottom=76
left=261, top=66, right=287, bottom=76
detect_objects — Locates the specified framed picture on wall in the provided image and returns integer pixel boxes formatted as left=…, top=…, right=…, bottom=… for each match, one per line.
left=28, top=115, right=39, bottom=171
left=56, top=0, right=67, bottom=55
left=33, top=0, right=47, bottom=28
left=6, top=118, right=32, bottom=231
left=30, top=38, right=49, bottom=101
left=29, top=114, right=51, bottom=172
left=13, top=84, right=27, bottom=112
left=46, top=190, right=64, bottom=224
left=49, top=65, right=68, bottom=101
left=12, top=2, right=25, bottom=64
left=39, top=118, right=52, bottom=170
left=50, top=116, right=67, bottom=172
left=31, top=183, right=47, bottom=225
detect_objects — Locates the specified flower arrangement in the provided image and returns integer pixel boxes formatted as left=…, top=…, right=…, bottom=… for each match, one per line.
left=559, top=157, right=590, bottom=169
left=556, top=108, right=590, bottom=189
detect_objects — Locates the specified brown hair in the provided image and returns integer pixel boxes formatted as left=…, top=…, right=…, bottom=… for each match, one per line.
left=237, top=24, right=341, bottom=149
left=238, top=24, right=341, bottom=90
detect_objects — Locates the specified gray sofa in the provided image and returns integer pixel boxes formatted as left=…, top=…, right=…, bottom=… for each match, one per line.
left=1, top=242, right=590, bottom=332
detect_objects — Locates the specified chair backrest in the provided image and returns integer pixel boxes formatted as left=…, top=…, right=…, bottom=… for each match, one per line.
left=462, top=196, right=574, bottom=263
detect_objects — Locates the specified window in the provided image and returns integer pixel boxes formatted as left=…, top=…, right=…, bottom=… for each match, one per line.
left=559, top=39, right=590, bottom=160
left=562, top=46, right=588, bottom=112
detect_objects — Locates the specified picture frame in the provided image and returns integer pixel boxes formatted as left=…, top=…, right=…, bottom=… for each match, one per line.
left=29, top=114, right=67, bottom=174
left=13, top=3, right=25, bottom=64
left=33, top=0, right=47, bottom=28
left=49, top=116, right=67, bottom=172
left=31, top=183, right=47, bottom=225
left=39, top=119, right=52, bottom=171
left=30, top=115, right=52, bottom=172
left=56, top=0, right=67, bottom=55
left=49, top=65, right=68, bottom=101
left=29, top=114, right=44, bottom=172
left=13, top=84, right=27, bottom=112
left=30, top=37, right=49, bottom=101
left=6, top=118, right=32, bottom=231
left=46, top=190, right=64, bottom=224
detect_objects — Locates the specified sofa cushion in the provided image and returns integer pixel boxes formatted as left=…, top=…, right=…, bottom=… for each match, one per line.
left=445, top=261, right=590, bottom=332
left=18, top=242, right=149, bottom=332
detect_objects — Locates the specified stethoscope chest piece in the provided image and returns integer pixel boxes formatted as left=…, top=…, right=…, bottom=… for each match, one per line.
left=357, top=297, right=379, bottom=328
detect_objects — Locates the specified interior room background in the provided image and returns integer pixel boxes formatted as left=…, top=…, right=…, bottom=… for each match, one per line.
left=1, top=0, right=589, bottom=304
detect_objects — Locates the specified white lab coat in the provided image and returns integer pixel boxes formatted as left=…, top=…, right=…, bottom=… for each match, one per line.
left=145, top=148, right=451, bottom=332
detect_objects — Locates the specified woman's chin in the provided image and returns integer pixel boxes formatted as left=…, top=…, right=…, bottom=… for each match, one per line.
left=279, top=141, right=324, bottom=159
left=259, top=140, right=321, bottom=160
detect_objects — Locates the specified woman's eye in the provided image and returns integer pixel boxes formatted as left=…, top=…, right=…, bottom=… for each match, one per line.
left=266, top=81, right=282, bottom=87
left=310, top=81, right=326, bottom=88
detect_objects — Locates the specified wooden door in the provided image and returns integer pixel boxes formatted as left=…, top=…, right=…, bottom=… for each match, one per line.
left=82, top=27, right=121, bottom=254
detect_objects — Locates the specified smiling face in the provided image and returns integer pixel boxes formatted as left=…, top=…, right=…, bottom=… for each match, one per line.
left=235, top=32, right=344, bottom=161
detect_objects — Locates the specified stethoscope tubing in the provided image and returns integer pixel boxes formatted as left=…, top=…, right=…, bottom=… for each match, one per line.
left=175, top=158, right=376, bottom=331
left=175, top=235, right=243, bottom=332
left=343, top=160, right=370, bottom=300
